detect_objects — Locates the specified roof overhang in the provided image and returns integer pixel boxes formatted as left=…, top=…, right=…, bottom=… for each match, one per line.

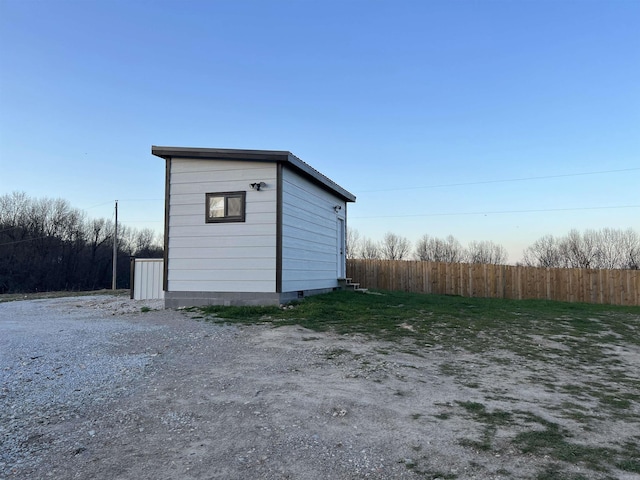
left=152, top=146, right=356, bottom=202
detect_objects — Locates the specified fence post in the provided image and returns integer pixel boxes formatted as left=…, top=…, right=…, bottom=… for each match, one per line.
left=129, top=256, right=136, bottom=299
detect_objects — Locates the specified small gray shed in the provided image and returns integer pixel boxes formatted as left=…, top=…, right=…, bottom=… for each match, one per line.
left=152, top=146, right=356, bottom=308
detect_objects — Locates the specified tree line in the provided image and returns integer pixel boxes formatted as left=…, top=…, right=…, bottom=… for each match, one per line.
left=0, top=192, right=163, bottom=293
left=2, top=191, right=637, bottom=294
left=521, top=228, right=639, bottom=269
left=347, top=228, right=639, bottom=269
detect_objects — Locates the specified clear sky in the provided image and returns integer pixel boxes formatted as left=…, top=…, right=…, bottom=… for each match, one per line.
left=1, top=0, right=638, bottom=263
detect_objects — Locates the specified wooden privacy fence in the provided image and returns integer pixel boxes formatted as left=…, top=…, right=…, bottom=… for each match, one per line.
left=347, top=259, right=640, bottom=306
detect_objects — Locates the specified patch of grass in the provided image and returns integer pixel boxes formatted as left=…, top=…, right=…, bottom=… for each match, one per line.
left=456, top=401, right=515, bottom=452
left=457, top=401, right=513, bottom=425
left=140, top=306, right=151, bottom=313
left=514, top=413, right=614, bottom=472
left=196, top=290, right=640, bottom=356
left=598, top=394, right=631, bottom=410
left=617, top=459, right=640, bottom=473
left=439, top=362, right=465, bottom=377
left=617, top=441, right=640, bottom=473
left=457, top=401, right=486, bottom=414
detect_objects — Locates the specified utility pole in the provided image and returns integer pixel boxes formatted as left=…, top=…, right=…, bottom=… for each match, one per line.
left=112, top=200, right=118, bottom=290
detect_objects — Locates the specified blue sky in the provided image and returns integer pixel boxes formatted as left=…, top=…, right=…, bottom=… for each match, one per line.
left=1, top=0, right=638, bottom=263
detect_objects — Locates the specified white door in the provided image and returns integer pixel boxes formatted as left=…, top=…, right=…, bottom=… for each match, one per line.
left=337, top=218, right=345, bottom=278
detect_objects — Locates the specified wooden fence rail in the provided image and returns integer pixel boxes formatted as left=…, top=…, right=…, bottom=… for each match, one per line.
left=347, top=259, right=640, bottom=306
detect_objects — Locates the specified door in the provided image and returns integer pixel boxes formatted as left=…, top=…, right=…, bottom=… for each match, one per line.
left=337, top=218, right=345, bottom=278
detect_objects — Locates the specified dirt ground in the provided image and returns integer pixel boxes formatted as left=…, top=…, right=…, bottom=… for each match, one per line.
left=1, top=295, right=638, bottom=480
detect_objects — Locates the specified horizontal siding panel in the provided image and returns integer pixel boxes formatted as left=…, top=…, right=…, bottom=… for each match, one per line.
left=282, top=203, right=336, bottom=230
left=172, top=159, right=274, bottom=175
left=282, top=259, right=336, bottom=279
left=169, top=218, right=275, bottom=232
left=282, top=221, right=337, bottom=246
left=169, top=193, right=205, bottom=205
left=169, top=236, right=276, bottom=248
left=282, top=246, right=336, bottom=262
left=282, top=219, right=336, bottom=239
left=171, top=181, right=277, bottom=196
left=280, top=235, right=336, bottom=254
left=172, top=169, right=275, bottom=184
left=282, top=269, right=336, bottom=281
left=282, top=177, right=337, bottom=208
left=169, top=280, right=275, bottom=293
left=170, top=246, right=275, bottom=260
left=282, top=189, right=336, bottom=216
left=170, top=257, right=275, bottom=270
left=169, top=224, right=275, bottom=237
left=169, top=268, right=275, bottom=282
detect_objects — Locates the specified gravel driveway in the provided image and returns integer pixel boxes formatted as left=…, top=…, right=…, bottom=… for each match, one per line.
left=1, top=295, right=637, bottom=480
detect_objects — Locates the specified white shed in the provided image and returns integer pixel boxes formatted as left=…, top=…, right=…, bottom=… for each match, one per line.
left=152, top=146, right=356, bottom=308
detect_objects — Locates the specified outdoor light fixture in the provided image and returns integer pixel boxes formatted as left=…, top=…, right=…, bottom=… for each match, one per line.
left=334, top=205, right=342, bottom=212
left=250, top=182, right=266, bottom=191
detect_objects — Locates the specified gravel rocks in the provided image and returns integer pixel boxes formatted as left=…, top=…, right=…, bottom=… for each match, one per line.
left=1, top=297, right=164, bottom=477
left=2, top=295, right=635, bottom=480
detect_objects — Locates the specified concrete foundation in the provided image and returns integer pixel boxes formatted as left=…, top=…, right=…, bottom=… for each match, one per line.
left=164, top=288, right=336, bottom=309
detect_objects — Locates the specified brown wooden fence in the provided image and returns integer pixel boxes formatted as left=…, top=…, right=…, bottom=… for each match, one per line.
left=347, top=259, right=640, bottom=306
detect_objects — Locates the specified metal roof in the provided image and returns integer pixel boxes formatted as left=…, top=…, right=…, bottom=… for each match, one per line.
left=151, top=146, right=356, bottom=202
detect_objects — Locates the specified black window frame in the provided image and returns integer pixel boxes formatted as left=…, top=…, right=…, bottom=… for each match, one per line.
left=205, top=191, right=246, bottom=223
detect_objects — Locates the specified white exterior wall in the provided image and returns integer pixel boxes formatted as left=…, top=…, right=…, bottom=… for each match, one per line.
left=168, top=159, right=277, bottom=292
left=281, top=167, right=346, bottom=292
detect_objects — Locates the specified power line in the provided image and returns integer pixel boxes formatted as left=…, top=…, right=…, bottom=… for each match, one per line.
left=357, top=167, right=640, bottom=193
left=351, top=204, right=640, bottom=219
left=0, top=235, right=55, bottom=246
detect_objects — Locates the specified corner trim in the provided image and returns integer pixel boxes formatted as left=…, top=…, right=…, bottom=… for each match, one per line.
left=276, top=163, right=283, bottom=293
left=163, top=158, right=170, bottom=291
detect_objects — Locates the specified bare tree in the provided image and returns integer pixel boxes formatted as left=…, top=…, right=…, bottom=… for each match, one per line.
left=359, top=237, right=381, bottom=259
left=380, top=232, right=411, bottom=260
left=593, top=228, right=640, bottom=269
left=346, top=227, right=361, bottom=260
left=467, top=240, right=508, bottom=265
left=559, top=229, right=598, bottom=268
left=415, top=234, right=466, bottom=263
left=620, top=228, right=640, bottom=269
left=134, top=228, right=163, bottom=257
left=522, top=235, right=562, bottom=267
left=523, top=228, right=640, bottom=269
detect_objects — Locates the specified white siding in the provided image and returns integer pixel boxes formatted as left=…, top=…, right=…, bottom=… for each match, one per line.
left=168, top=159, right=277, bottom=293
left=281, top=168, right=346, bottom=292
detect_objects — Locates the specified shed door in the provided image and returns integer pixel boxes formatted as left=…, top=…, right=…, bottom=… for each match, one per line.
left=337, top=218, right=345, bottom=278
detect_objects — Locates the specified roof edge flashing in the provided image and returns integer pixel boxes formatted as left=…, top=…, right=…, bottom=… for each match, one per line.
left=152, top=146, right=356, bottom=202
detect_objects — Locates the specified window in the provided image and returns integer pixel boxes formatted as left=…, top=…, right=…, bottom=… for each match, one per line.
left=205, top=191, right=246, bottom=223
